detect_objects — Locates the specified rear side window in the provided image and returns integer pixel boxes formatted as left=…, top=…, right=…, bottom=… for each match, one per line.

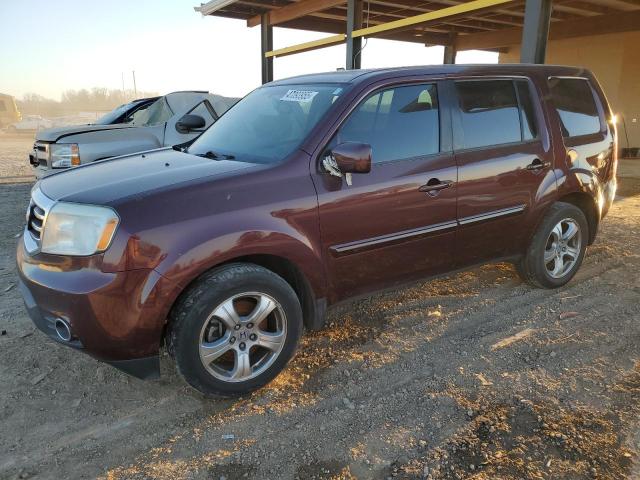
left=454, top=80, right=522, bottom=149
left=338, top=84, right=440, bottom=164
left=548, top=78, right=601, bottom=137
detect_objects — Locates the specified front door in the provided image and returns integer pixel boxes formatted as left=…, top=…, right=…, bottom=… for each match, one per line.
left=452, top=78, right=557, bottom=267
left=312, top=81, right=458, bottom=303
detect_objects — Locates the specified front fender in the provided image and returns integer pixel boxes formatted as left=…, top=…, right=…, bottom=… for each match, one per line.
left=157, top=228, right=326, bottom=298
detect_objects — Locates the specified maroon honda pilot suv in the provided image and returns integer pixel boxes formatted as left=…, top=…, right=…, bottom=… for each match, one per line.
left=17, top=65, right=617, bottom=396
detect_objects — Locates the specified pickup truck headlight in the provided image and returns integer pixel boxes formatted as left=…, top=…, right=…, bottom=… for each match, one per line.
left=50, top=143, right=80, bottom=168
left=41, top=203, right=119, bottom=255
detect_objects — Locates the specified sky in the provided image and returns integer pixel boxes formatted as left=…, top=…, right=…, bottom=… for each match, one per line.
left=0, top=0, right=497, bottom=101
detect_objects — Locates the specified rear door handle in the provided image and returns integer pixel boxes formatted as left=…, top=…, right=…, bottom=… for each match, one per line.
left=419, top=179, right=454, bottom=194
left=526, top=158, right=550, bottom=171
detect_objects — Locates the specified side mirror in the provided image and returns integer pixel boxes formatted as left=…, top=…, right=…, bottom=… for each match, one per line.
left=323, top=142, right=372, bottom=185
left=175, top=114, right=206, bottom=134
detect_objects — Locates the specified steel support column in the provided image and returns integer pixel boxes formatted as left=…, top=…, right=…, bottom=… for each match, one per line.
left=443, top=33, right=457, bottom=64
left=346, top=0, right=363, bottom=69
left=261, top=14, right=274, bottom=83
left=520, top=0, right=552, bottom=63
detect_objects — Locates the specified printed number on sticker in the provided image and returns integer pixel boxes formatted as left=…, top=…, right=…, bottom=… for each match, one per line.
left=280, top=90, right=319, bottom=103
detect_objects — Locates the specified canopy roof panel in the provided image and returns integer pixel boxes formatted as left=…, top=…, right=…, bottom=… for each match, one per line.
left=195, top=0, right=640, bottom=48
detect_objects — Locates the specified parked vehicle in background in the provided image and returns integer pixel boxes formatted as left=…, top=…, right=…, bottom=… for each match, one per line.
left=29, top=91, right=238, bottom=178
left=93, top=96, right=159, bottom=125
left=0, top=93, right=21, bottom=128
left=7, top=115, right=53, bottom=132
left=17, top=65, right=617, bottom=397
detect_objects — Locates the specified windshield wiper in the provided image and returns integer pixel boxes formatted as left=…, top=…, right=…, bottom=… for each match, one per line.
left=195, top=150, right=236, bottom=161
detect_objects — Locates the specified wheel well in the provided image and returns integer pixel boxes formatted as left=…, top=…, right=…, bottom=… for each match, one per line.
left=558, top=193, right=599, bottom=244
left=162, top=255, right=322, bottom=350
left=227, top=255, right=318, bottom=330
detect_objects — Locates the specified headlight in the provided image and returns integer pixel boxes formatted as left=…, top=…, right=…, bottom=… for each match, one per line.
left=50, top=143, right=80, bottom=168
left=41, top=203, right=119, bottom=256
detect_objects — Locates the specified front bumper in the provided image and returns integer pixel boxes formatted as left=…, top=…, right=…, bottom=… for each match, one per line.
left=16, top=239, right=181, bottom=379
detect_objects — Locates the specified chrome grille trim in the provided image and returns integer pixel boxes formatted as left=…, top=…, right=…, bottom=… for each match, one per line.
left=23, top=185, right=55, bottom=255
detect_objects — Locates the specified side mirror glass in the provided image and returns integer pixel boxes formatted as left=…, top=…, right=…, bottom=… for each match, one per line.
left=176, top=114, right=206, bottom=134
left=323, top=142, right=372, bottom=185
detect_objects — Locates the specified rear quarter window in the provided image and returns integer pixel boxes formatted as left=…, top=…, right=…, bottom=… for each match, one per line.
left=548, top=78, right=602, bottom=137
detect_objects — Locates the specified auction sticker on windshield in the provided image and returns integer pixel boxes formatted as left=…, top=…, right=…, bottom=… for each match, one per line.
left=280, top=90, right=319, bottom=103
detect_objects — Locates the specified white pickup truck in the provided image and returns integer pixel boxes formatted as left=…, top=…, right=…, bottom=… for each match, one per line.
left=29, top=91, right=237, bottom=178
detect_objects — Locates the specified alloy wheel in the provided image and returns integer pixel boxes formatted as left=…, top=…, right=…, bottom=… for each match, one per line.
left=544, top=218, right=582, bottom=279
left=198, top=292, right=287, bottom=383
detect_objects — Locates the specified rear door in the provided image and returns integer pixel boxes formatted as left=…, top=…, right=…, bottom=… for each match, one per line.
left=452, top=77, right=557, bottom=267
left=312, top=80, right=458, bottom=302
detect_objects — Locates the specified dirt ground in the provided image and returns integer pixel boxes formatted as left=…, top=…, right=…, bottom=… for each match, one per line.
left=0, top=133, right=36, bottom=182
left=0, top=145, right=639, bottom=479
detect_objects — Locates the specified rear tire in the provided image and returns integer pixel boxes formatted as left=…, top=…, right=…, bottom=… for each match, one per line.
left=167, top=263, right=303, bottom=397
left=515, top=202, right=588, bottom=289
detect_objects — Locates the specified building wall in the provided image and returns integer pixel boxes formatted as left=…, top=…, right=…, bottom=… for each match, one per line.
left=500, top=31, right=640, bottom=150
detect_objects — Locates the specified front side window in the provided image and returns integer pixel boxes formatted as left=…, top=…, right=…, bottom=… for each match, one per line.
left=188, top=102, right=216, bottom=129
left=455, top=80, right=522, bottom=149
left=189, top=83, right=347, bottom=164
left=337, top=84, right=440, bottom=164
left=548, top=78, right=601, bottom=137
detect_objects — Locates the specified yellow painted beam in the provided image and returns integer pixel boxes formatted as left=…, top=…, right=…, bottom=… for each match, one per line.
left=265, top=34, right=346, bottom=58
left=351, top=0, right=514, bottom=38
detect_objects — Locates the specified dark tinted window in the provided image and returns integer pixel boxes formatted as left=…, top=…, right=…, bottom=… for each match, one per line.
left=455, top=80, right=521, bottom=149
left=548, top=78, right=601, bottom=137
left=339, top=84, right=439, bottom=163
left=515, top=80, right=537, bottom=140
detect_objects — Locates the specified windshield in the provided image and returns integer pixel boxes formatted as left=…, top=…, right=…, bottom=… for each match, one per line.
left=131, top=97, right=173, bottom=127
left=188, top=83, right=347, bottom=164
left=94, top=102, right=136, bottom=125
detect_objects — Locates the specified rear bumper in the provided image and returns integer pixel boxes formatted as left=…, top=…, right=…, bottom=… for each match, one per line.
left=16, top=239, right=181, bottom=379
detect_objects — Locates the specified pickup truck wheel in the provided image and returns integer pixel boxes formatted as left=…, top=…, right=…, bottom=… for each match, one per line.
left=167, top=263, right=303, bottom=397
left=516, top=202, right=588, bottom=289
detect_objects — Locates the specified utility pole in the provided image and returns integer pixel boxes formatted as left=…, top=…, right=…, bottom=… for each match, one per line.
left=132, top=71, right=137, bottom=97
left=121, top=72, right=126, bottom=98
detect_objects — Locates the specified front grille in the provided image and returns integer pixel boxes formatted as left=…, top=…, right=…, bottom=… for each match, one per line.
left=27, top=201, right=45, bottom=241
left=24, top=187, right=54, bottom=254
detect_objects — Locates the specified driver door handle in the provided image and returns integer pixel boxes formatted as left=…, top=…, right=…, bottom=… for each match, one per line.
left=526, top=158, right=550, bottom=171
left=419, top=179, right=454, bottom=194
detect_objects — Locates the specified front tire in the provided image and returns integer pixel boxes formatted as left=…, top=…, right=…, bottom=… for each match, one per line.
left=516, top=202, right=588, bottom=289
left=167, top=263, right=303, bottom=397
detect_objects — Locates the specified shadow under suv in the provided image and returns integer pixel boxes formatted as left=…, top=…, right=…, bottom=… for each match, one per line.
left=17, top=65, right=617, bottom=396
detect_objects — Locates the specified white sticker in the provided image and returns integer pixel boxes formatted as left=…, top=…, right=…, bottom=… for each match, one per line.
left=280, top=89, right=319, bottom=103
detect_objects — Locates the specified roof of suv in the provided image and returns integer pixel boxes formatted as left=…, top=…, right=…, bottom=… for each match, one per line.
left=269, top=64, right=592, bottom=86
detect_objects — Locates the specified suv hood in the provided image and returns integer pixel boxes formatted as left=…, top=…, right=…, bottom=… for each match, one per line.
left=36, top=124, right=134, bottom=142
left=39, top=148, right=257, bottom=205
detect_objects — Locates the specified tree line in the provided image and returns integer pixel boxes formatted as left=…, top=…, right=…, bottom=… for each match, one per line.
left=17, top=87, right=158, bottom=117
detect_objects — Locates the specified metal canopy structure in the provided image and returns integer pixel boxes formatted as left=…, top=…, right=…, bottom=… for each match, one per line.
left=195, top=0, right=640, bottom=83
